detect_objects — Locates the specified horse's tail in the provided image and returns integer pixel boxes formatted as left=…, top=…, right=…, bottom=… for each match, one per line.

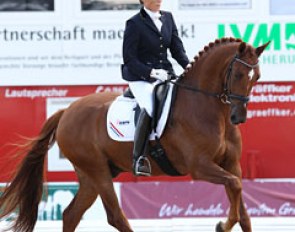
left=0, top=109, right=65, bottom=232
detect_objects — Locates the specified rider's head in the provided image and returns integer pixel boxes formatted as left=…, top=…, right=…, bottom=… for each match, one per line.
left=140, top=0, right=162, bottom=12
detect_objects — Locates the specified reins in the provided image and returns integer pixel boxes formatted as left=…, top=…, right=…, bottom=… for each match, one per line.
left=169, top=54, right=259, bottom=105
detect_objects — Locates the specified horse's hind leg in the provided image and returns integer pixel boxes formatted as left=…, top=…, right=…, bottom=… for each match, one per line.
left=99, top=180, right=133, bottom=232
left=62, top=168, right=132, bottom=232
left=81, top=164, right=133, bottom=232
left=62, top=171, right=98, bottom=232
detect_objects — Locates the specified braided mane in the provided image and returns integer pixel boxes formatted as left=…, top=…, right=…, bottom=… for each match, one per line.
left=183, top=37, right=243, bottom=75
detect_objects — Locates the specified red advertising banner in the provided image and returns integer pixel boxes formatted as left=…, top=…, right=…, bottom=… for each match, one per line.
left=121, top=180, right=295, bottom=219
left=0, top=85, right=128, bottom=182
left=240, top=82, right=295, bottom=179
left=0, top=82, right=295, bottom=181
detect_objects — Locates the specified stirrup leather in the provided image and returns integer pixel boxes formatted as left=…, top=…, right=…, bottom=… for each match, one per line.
left=135, top=156, right=151, bottom=176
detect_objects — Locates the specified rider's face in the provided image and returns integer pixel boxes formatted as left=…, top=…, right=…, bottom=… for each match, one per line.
left=142, top=0, right=162, bottom=12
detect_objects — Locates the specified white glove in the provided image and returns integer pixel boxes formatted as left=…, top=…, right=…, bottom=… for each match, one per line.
left=150, top=69, right=168, bottom=82
left=186, top=63, right=192, bottom=69
left=184, top=63, right=192, bottom=74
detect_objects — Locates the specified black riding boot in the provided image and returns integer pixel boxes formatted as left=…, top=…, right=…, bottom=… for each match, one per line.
left=133, top=109, right=152, bottom=176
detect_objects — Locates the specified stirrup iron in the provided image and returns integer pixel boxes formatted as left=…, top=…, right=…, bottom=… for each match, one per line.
left=135, top=156, right=151, bottom=176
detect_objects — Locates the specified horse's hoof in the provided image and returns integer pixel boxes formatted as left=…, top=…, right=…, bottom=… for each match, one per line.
left=215, top=221, right=225, bottom=232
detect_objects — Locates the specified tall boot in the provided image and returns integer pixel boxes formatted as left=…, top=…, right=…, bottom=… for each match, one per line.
left=133, top=109, right=152, bottom=176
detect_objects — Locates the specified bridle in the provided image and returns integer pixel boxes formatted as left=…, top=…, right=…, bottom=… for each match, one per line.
left=169, top=54, right=259, bottom=105
left=221, top=54, right=259, bottom=104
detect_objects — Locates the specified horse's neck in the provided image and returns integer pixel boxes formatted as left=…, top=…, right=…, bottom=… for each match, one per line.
left=172, top=46, right=236, bottom=125
left=189, top=46, right=236, bottom=93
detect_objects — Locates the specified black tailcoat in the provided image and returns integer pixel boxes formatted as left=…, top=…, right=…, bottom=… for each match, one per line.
left=122, top=8, right=189, bottom=82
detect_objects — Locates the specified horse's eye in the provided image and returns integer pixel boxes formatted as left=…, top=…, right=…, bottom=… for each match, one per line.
left=235, top=72, right=243, bottom=80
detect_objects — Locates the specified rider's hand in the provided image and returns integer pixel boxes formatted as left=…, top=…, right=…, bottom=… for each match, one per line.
left=186, top=63, right=192, bottom=69
left=184, top=63, right=192, bottom=73
left=150, top=69, right=168, bottom=82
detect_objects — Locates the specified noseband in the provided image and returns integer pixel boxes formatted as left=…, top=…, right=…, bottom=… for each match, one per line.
left=171, top=54, right=259, bottom=105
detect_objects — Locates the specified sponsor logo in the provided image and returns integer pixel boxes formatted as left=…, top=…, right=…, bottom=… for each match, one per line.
left=218, top=23, right=295, bottom=50
left=117, top=120, right=130, bottom=125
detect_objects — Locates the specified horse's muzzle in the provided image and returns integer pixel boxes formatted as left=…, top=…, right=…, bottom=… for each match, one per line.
left=230, top=104, right=247, bottom=125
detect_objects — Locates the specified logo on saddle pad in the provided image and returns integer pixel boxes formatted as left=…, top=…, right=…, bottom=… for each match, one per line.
left=107, top=84, right=173, bottom=142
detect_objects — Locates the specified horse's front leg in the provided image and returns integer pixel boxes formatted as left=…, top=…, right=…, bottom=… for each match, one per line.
left=191, top=159, right=242, bottom=232
left=216, top=179, right=242, bottom=232
left=222, top=160, right=252, bottom=232
left=239, top=195, right=252, bottom=232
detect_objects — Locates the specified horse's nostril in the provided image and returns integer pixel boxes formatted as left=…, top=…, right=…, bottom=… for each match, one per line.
left=231, top=113, right=247, bottom=124
left=231, top=114, right=237, bottom=123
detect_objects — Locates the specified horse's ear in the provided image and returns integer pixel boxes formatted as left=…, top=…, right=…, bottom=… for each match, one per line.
left=238, top=42, right=247, bottom=54
left=255, top=41, right=271, bottom=57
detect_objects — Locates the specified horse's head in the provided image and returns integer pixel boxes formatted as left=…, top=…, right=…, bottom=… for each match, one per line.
left=224, top=40, right=270, bottom=124
left=176, top=38, right=270, bottom=125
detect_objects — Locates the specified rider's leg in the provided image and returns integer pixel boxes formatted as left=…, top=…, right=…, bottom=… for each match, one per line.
left=129, top=80, right=158, bottom=176
left=133, top=108, right=152, bottom=176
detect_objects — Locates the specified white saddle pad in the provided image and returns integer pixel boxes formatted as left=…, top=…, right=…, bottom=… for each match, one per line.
left=107, top=84, right=173, bottom=142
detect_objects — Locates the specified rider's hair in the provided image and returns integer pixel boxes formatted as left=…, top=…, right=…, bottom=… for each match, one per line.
left=139, top=0, right=143, bottom=4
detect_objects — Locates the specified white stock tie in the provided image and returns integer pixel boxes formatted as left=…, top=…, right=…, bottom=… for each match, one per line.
left=153, top=13, right=162, bottom=31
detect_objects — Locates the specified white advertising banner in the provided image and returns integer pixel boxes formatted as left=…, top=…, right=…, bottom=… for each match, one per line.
left=0, top=0, right=294, bottom=85
left=46, top=97, right=78, bottom=171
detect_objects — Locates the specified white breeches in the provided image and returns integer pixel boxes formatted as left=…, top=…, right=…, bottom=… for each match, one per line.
left=128, top=80, right=161, bottom=117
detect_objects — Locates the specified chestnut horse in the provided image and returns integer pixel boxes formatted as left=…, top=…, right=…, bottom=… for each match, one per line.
left=0, top=38, right=269, bottom=232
